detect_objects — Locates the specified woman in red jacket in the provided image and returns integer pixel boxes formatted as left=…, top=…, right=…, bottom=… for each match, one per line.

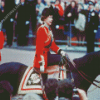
left=55, top=0, right=64, bottom=17
left=33, top=7, right=66, bottom=84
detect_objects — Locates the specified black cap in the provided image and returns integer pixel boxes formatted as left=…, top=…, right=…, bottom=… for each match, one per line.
left=42, top=6, right=54, bottom=17
left=88, top=1, right=94, bottom=5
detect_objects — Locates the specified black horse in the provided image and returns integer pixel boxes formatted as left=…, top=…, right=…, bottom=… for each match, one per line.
left=0, top=51, right=100, bottom=99
left=67, top=50, right=100, bottom=92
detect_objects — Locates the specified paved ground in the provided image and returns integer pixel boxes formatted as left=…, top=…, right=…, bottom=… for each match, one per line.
left=4, top=41, right=100, bottom=52
left=1, top=47, right=100, bottom=100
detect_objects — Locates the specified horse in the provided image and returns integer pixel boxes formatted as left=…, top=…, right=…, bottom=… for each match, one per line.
left=0, top=51, right=100, bottom=99
left=44, top=50, right=100, bottom=100
left=0, top=61, right=66, bottom=100
left=66, top=50, right=100, bottom=92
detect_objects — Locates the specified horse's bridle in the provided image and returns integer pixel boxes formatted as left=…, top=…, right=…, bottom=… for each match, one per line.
left=63, top=56, right=100, bottom=89
left=59, top=56, right=75, bottom=86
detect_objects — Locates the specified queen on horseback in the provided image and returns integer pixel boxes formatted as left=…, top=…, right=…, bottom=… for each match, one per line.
left=33, top=6, right=66, bottom=84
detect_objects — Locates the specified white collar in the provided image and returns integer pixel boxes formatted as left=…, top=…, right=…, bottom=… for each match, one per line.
left=44, top=23, right=50, bottom=29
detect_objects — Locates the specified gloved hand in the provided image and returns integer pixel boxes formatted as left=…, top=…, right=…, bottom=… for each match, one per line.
left=94, top=30, right=97, bottom=33
left=10, top=18, right=14, bottom=22
left=39, top=55, right=45, bottom=72
left=25, top=21, right=30, bottom=25
left=60, top=50, right=66, bottom=57
left=58, top=49, right=70, bottom=65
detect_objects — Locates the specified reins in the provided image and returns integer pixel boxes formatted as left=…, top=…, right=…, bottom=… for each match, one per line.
left=80, top=71, right=100, bottom=83
left=59, top=56, right=75, bottom=86
left=62, top=56, right=100, bottom=88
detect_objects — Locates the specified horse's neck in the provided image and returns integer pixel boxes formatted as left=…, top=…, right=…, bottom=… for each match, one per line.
left=75, top=67, right=99, bottom=91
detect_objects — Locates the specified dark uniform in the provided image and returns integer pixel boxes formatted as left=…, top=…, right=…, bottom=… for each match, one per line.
left=26, top=0, right=37, bottom=32
left=85, top=1, right=99, bottom=53
left=16, top=1, right=30, bottom=46
left=4, top=0, right=16, bottom=47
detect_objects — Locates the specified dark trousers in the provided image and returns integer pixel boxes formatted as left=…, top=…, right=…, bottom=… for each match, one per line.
left=16, top=23, right=29, bottom=46
left=86, top=30, right=95, bottom=53
left=47, top=52, right=61, bottom=66
left=6, top=22, right=13, bottom=45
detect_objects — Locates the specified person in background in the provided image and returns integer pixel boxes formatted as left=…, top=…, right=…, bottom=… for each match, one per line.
left=60, top=0, right=65, bottom=11
left=42, top=0, right=47, bottom=5
left=94, top=3, right=100, bottom=42
left=4, top=0, right=16, bottom=47
left=85, top=1, right=99, bottom=53
left=45, top=0, right=51, bottom=8
left=15, top=0, right=20, bottom=5
left=75, top=3, right=86, bottom=46
left=55, top=0, right=64, bottom=17
left=0, top=30, right=4, bottom=64
left=0, top=0, right=6, bottom=33
left=15, top=0, right=30, bottom=46
left=64, top=0, right=77, bottom=24
left=49, top=1, right=61, bottom=40
left=0, top=0, right=4, bottom=64
left=0, top=0, right=5, bottom=15
left=27, top=0, right=37, bottom=33
left=95, top=3, right=100, bottom=15
left=64, top=0, right=78, bottom=44
left=36, top=0, right=45, bottom=28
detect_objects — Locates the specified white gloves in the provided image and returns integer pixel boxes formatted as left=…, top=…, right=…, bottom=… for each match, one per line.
left=60, top=51, right=66, bottom=57
left=10, top=18, right=14, bottom=22
left=39, top=55, right=45, bottom=72
left=94, top=30, right=97, bottom=33
left=55, top=25, right=59, bottom=29
left=58, top=50, right=70, bottom=64
left=25, top=21, right=30, bottom=25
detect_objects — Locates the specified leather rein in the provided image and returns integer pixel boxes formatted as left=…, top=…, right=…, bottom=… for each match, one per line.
left=62, top=56, right=100, bottom=88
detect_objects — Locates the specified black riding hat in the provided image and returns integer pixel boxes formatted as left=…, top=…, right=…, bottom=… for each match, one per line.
left=41, top=6, right=54, bottom=21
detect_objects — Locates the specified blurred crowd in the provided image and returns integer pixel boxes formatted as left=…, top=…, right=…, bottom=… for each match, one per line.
left=0, top=0, right=100, bottom=47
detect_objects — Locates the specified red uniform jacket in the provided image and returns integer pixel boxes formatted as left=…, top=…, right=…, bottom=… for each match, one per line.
left=0, top=31, right=4, bottom=49
left=33, top=25, right=60, bottom=69
left=55, top=4, right=64, bottom=16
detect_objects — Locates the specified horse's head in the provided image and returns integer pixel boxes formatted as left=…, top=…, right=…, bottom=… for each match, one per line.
left=66, top=51, right=100, bottom=92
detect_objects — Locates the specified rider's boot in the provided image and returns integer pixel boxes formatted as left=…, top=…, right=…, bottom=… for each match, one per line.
left=41, top=73, right=48, bottom=85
